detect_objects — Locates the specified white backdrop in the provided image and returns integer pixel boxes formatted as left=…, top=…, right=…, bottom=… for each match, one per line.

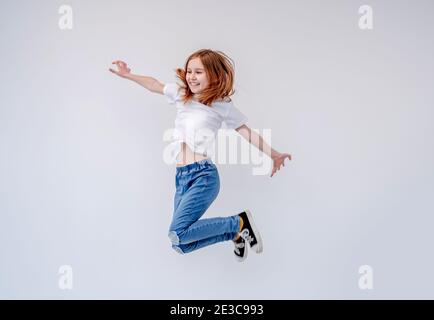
left=1, top=0, right=434, bottom=299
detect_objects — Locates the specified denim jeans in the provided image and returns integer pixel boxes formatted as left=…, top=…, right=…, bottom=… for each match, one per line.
left=168, top=158, right=241, bottom=254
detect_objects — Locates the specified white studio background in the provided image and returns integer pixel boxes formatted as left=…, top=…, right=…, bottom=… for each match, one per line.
left=1, top=0, right=433, bottom=299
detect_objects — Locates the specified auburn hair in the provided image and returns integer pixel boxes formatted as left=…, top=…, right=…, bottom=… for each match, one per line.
left=174, top=49, right=236, bottom=107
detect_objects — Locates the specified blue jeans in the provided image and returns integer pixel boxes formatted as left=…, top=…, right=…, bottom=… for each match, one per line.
left=168, top=159, right=241, bottom=254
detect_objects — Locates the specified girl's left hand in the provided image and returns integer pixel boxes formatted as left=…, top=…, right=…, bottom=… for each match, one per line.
left=109, top=60, right=132, bottom=78
left=271, top=152, right=292, bottom=177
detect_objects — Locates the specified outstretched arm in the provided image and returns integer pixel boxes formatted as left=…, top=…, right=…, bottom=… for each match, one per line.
left=235, top=124, right=292, bottom=177
left=109, top=60, right=164, bottom=94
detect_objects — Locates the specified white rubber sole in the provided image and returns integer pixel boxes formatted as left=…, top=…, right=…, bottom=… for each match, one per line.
left=244, top=209, right=263, bottom=254
left=235, top=247, right=248, bottom=262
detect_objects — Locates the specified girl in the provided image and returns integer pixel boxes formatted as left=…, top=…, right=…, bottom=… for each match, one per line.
left=109, top=49, right=291, bottom=262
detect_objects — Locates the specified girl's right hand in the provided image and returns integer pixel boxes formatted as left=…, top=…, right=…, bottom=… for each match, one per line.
left=109, top=60, right=131, bottom=78
left=270, top=152, right=292, bottom=178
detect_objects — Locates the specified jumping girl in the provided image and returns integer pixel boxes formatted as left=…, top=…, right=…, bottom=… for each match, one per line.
left=109, top=49, right=291, bottom=262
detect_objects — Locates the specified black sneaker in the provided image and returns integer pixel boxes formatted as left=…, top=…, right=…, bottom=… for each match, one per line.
left=239, top=210, right=263, bottom=253
left=233, top=234, right=248, bottom=262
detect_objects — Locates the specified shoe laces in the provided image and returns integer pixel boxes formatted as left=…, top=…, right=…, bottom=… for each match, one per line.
left=240, top=229, right=254, bottom=244
left=233, top=238, right=245, bottom=255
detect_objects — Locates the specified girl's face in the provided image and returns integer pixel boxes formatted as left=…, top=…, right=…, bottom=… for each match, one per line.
left=186, top=57, right=209, bottom=96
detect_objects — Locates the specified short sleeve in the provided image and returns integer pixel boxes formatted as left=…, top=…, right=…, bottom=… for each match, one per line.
left=163, top=83, right=181, bottom=105
left=222, top=102, right=248, bottom=129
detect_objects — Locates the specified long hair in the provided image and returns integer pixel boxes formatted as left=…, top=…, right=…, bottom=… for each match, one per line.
left=174, top=49, right=236, bottom=107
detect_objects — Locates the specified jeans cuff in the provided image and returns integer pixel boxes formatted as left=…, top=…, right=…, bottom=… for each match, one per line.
left=168, top=230, right=180, bottom=245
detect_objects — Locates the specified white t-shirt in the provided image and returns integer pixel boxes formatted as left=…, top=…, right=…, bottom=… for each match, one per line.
left=163, top=82, right=248, bottom=163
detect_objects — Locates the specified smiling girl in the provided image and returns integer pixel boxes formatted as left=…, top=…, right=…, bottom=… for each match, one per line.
left=109, top=49, right=291, bottom=262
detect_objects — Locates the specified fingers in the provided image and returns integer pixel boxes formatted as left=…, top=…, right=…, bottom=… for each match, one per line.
left=109, top=68, right=119, bottom=75
left=271, top=154, right=293, bottom=177
left=111, top=61, right=127, bottom=71
left=270, top=154, right=293, bottom=178
left=112, top=61, right=120, bottom=70
left=271, top=166, right=278, bottom=177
